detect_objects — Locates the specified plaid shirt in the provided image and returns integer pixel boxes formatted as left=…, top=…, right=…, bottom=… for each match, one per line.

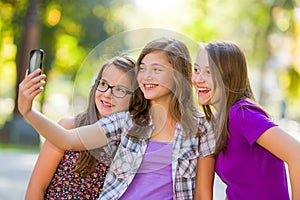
left=97, top=111, right=215, bottom=200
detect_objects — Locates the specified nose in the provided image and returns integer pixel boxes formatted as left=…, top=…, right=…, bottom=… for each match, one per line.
left=194, top=73, right=205, bottom=83
left=142, top=68, right=153, bottom=80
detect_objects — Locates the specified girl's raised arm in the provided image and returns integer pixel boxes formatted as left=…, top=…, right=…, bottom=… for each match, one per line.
left=18, top=69, right=108, bottom=150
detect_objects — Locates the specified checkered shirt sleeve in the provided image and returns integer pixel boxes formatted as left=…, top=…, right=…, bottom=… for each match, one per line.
left=198, top=116, right=216, bottom=157
left=97, top=111, right=130, bottom=157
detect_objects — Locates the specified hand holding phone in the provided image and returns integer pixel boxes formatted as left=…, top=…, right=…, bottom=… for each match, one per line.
left=28, top=49, right=44, bottom=74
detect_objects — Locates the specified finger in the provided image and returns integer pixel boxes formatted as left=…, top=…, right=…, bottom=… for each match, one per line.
left=29, top=87, right=44, bottom=99
left=23, top=74, right=46, bottom=90
left=31, top=74, right=46, bottom=83
left=25, top=69, right=29, bottom=78
left=20, top=68, right=44, bottom=87
left=25, top=81, right=46, bottom=96
left=27, top=68, right=43, bottom=79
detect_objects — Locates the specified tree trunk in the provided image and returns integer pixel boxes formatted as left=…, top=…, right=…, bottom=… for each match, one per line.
left=0, top=0, right=42, bottom=146
left=14, top=0, right=42, bottom=117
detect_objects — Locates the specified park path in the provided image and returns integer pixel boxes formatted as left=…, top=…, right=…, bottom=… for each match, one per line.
left=0, top=150, right=38, bottom=200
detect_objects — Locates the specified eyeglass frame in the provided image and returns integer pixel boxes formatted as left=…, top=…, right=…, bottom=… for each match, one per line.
left=95, top=78, right=134, bottom=98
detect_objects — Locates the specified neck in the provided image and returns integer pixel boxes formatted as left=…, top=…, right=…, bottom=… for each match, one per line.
left=150, top=104, right=176, bottom=142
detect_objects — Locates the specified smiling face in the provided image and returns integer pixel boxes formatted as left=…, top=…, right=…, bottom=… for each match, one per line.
left=95, top=64, right=132, bottom=117
left=137, top=50, right=174, bottom=105
left=192, top=49, right=222, bottom=109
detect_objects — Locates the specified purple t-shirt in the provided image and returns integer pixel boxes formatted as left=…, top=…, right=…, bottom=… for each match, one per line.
left=215, top=99, right=289, bottom=200
left=120, top=140, right=173, bottom=200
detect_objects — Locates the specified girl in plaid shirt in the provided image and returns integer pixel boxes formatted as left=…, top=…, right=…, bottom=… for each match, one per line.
left=18, top=37, right=215, bottom=200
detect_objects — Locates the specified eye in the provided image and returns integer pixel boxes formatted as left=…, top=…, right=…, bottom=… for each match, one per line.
left=205, top=69, right=211, bottom=75
left=152, top=64, right=164, bottom=72
left=115, top=86, right=126, bottom=92
left=154, top=67, right=162, bottom=72
left=138, top=65, right=145, bottom=71
left=99, top=79, right=108, bottom=87
left=193, top=67, right=200, bottom=74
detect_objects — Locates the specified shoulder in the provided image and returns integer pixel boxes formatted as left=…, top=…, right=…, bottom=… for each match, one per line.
left=57, top=117, right=76, bottom=129
left=229, top=99, right=277, bottom=130
left=230, top=99, right=267, bottom=120
left=194, top=110, right=209, bottom=128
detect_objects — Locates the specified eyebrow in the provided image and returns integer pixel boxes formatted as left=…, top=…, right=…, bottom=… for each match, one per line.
left=140, top=62, right=170, bottom=68
left=194, top=63, right=210, bottom=68
left=100, top=78, right=131, bottom=90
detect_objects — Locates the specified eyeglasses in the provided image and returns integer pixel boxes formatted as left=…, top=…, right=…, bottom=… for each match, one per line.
left=96, top=79, right=133, bottom=98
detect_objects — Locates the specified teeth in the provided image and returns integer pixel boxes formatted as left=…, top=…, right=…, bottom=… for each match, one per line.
left=144, top=84, right=156, bottom=88
left=198, top=88, right=208, bottom=91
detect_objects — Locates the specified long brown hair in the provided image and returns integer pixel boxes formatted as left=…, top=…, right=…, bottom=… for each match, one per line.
left=74, top=55, right=136, bottom=175
left=129, top=37, right=199, bottom=138
left=202, top=40, right=256, bottom=154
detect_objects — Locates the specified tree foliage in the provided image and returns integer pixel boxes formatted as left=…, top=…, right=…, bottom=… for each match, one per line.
left=1, top=0, right=300, bottom=133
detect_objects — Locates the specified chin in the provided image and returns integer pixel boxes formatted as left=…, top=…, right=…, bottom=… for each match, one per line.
left=198, top=98, right=210, bottom=106
left=100, top=109, right=112, bottom=117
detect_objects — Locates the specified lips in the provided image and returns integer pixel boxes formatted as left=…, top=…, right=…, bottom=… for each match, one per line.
left=197, top=87, right=210, bottom=94
left=143, top=83, right=158, bottom=89
left=101, top=100, right=113, bottom=108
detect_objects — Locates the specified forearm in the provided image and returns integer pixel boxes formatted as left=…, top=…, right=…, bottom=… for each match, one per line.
left=25, top=186, right=45, bottom=200
left=289, top=159, right=300, bottom=200
left=193, top=155, right=215, bottom=200
left=24, top=109, right=108, bottom=150
left=24, top=109, right=76, bottom=150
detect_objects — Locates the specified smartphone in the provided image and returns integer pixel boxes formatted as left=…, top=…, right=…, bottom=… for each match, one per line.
left=28, top=49, right=44, bottom=74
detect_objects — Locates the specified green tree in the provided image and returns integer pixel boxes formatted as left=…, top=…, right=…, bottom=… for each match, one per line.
left=0, top=0, right=128, bottom=145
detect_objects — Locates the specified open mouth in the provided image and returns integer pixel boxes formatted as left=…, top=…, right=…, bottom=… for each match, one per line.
left=197, top=87, right=210, bottom=94
left=143, top=83, right=158, bottom=89
left=101, top=100, right=113, bottom=108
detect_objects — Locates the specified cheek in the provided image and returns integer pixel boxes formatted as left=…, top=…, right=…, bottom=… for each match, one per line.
left=95, top=91, right=102, bottom=101
left=191, top=75, right=197, bottom=85
left=136, top=74, right=144, bottom=88
left=206, top=78, right=214, bottom=88
left=136, top=72, right=142, bottom=82
left=214, top=87, right=222, bottom=100
left=162, top=74, right=174, bottom=88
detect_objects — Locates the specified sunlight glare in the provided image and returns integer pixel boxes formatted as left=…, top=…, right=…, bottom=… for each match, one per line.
left=132, top=0, right=191, bottom=29
left=134, top=0, right=177, bottom=15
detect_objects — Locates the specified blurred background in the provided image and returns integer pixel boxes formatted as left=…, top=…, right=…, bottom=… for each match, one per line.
left=0, top=0, right=300, bottom=199
left=1, top=0, right=300, bottom=146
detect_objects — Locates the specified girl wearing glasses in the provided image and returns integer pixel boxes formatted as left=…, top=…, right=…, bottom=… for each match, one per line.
left=25, top=56, right=136, bottom=200
left=19, top=37, right=215, bottom=199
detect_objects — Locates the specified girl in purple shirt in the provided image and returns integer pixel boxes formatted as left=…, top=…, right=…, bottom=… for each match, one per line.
left=192, top=40, right=300, bottom=200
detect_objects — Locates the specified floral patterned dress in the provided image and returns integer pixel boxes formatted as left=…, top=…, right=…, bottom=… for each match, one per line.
left=44, top=148, right=112, bottom=200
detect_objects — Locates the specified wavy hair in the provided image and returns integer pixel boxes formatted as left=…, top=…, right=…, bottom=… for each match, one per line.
left=129, top=37, right=199, bottom=138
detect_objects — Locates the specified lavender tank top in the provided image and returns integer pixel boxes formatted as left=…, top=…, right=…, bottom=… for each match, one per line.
left=120, top=140, right=173, bottom=199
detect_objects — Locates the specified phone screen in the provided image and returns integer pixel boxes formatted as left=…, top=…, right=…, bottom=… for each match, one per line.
left=28, top=49, right=44, bottom=74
